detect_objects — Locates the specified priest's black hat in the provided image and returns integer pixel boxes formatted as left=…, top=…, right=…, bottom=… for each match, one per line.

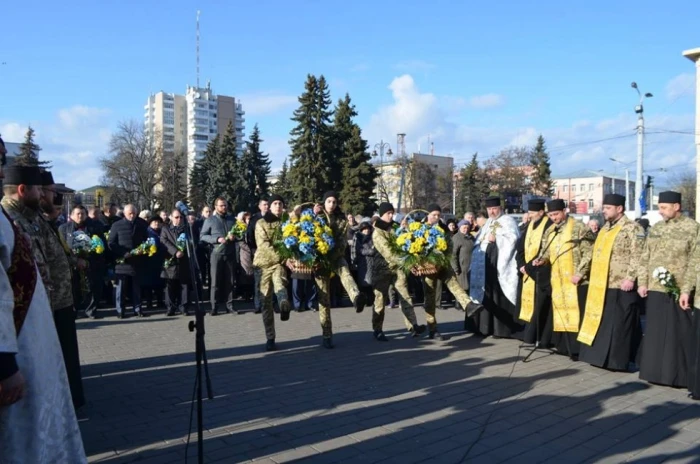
left=546, top=199, right=566, bottom=212
left=40, top=170, right=55, bottom=186
left=528, top=199, right=546, bottom=212
left=426, top=203, right=442, bottom=213
left=658, top=191, right=681, bottom=204
left=267, top=194, right=285, bottom=205
left=3, top=165, right=42, bottom=186
left=484, top=196, right=501, bottom=208
left=378, top=202, right=394, bottom=216
left=603, top=193, right=625, bottom=207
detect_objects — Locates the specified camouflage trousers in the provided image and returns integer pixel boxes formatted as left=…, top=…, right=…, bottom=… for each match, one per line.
left=423, top=267, right=472, bottom=332
left=314, top=275, right=333, bottom=338
left=335, top=257, right=359, bottom=303
left=260, top=264, right=289, bottom=340
left=253, top=266, right=263, bottom=311
left=372, top=271, right=418, bottom=332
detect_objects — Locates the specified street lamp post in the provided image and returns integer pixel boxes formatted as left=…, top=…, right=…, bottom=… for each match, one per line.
left=631, top=82, right=653, bottom=218
left=610, top=158, right=633, bottom=211
left=682, top=48, right=700, bottom=221
left=372, top=140, right=393, bottom=203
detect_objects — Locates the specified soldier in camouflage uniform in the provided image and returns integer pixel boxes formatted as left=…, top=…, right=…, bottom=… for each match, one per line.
left=371, top=203, right=426, bottom=340
left=253, top=194, right=292, bottom=352
left=421, top=204, right=484, bottom=341
left=577, top=194, right=644, bottom=371
left=638, top=191, right=700, bottom=388
left=2, top=167, right=85, bottom=409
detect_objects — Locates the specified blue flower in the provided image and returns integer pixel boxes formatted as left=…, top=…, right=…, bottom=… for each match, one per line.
left=299, top=242, right=316, bottom=256
left=301, top=221, right=315, bottom=235
left=284, top=236, right=298, bottom=248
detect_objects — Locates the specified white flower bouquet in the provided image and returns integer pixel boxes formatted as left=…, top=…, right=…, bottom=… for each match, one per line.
left=652, top=266, right=681, bottom=301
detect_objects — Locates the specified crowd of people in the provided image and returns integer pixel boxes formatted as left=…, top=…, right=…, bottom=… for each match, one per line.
left=1, top=130, right=700, bottom=462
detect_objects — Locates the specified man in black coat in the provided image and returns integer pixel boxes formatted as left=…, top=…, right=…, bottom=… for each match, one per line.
left=58, top=205, right=107, bottom=319
left=108, top=204, right=149, bottom=318
left=200, top=197, right=237, bottom=315
left=161, top=209, right=192, bottom=316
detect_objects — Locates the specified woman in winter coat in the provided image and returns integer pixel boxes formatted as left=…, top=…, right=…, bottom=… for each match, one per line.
left=141, top=216, right=166, bottom=310
left=354, top=222, right=374, bottom=289
left=451, top=220, right=475, bottom=308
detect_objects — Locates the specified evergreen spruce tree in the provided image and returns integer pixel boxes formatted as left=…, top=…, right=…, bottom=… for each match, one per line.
left=200, top=135, right=221, bottom=206
left=339, top=126, right=378, bottom=216
left=330, top=94, right=357, bottom=191
left=288, top=74, right=335, bottom=202
left=188, top=158, right=209, bottom=210
left=216, top=122, right=246, bottom=212
left=272, top=159, right=294, bottom=202
left=15, top=126, right=50, bottom=168
left=530, top=135, right=553, bottom=196
left=456, top=153, right=489, bottom=215
left=239, top=124, right=272, bottom=212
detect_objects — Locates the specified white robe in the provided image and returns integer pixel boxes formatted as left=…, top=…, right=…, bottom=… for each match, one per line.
left=471, top=214, right=520, bottom=305
left=0, top=210, right=87, bottom=464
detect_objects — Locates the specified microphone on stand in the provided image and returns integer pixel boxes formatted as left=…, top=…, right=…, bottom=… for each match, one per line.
left=175, top=200, right=190, bottom=216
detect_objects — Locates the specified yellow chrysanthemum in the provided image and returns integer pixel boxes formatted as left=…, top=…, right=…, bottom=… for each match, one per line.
left=323, top=226, right=333, bottom=236
left=317, top=241, right=330, bottom=255
left=300, top=214, right=313, bottom=222
left=282, top=224, right=297, bottom=237
left=408, top=222, right=421, bottom=232
left=299, top=233, right=312, bottom=244
left=149, top=245, right=157, bottom=256
left=95, top=246, right=104, bottom=254
left=396, top=233, right=411, bottom=246
left=436, top=237, right=447, bottom=252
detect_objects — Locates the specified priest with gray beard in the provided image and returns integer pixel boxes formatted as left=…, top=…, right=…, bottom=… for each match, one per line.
left=468, top=196, right=523, bottom=338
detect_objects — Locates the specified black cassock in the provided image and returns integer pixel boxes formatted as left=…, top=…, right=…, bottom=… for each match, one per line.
left=639, top=291, right=693, bottom=387
left=579, top=289, right=642, bottom=371
left=688, top=308, right=700, bottom=399
left=515, top=217, right=554, bottom=346
left=466, top=241, right=523, bottom=338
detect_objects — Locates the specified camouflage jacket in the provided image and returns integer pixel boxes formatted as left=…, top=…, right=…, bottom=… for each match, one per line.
left=540, top=216, right=594, bottom=284
left=638, top=214, right=700, bottom=294
left=372, top=218, right=403, bottom=272
left=586, top=215, right=645, bottom=289
left=327, top=209, right=348, bottom=260
left=252, top=212, right=283, bottom=269
left=1, top=197, right=53, bottom=298
left=38, top=215, right=74, bottom=309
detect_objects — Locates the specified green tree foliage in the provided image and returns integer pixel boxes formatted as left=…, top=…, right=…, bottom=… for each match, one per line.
left=15, top=126, right=50, bottom=168
left=239, top=124, right=272, bottom=212
left=456, top=153, right=489, bottom=215
left=157, top=149, right=187, bottom=210
left=272, top=159, right=294, bottom=203
left=530, top=134, right=554, bottom=196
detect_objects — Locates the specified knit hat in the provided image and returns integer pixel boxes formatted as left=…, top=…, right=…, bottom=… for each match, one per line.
left=378, top=202, right=394, bottom=216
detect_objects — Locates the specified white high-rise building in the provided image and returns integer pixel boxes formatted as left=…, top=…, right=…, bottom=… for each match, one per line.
left=144, top=81, right=245, bottom=189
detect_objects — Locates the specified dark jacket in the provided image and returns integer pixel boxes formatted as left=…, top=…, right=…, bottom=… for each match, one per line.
left=58, top=219, right=107, bottom=271
left=451, top=232, right=475, bottom=292
left=160, top=224, right=191, bottom=282
left=354, top=232, right=375, bottom=287
left=246, top=212, right=264, bottom=251
left=141, top=227, right=165, bottom=287
left=108, top=217, right=149, bottom=277
left=238, top=240, right=254, bottom=277
left=201, top=213, right=236, bottom=257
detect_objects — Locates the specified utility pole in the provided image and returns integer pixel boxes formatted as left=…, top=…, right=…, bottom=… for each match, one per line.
left=396, top=133, right=407, bottom=213
left=625, top=168, right=630, bottom=211
left=682, top=47, right=700, bottom=220
left=631, top=82, right=653, bottom=218
left=372, top=140, right=392, bottom=203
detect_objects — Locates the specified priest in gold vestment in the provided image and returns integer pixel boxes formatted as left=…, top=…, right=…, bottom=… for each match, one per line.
left=577, top=194, right=644, bottom=371
left=534, top=199, right=594, bottom=358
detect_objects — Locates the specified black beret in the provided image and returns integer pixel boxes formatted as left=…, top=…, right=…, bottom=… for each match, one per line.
left=40, top=170, right=55, bottom=186
left=3, top=165, right=42, bottom=186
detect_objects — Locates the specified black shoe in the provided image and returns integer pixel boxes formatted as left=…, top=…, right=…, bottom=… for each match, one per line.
left=465, top=301, right=484, bottom=318
left=166, top=311, right=176, bottom=317
left=116, top=312, right=125, bottom=319
left=86, top=310, right=102, bottom=320
left=354, top=293, right=367, bottom=313
left=225, top=308, right=234, bottom=314
left=266, top=339, right=277, bottom=352
left=428, top=331, right=444, bottom=341
left=136, top=311, right=149, bottom=318
left=409, top=324, right=427, bottom=337
left=254, top=308, right=262, bottom=314
left=322, top=338, right=334, bottom=349
left=374, top=330, right=389, bottom=342
left=211, top=310, right=219, bottom=316
left=279, top=300, right=291, bottom=322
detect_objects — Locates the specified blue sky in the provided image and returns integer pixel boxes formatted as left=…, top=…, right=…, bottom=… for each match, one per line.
left=1, top=0, right=698, bottom=190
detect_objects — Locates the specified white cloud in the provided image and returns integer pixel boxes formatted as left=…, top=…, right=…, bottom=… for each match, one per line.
left=665, top=73, right=696, bottom=101
left=1, top=105, right=113, bottom=190
left=363, top=74, right=695, bottom=188
left=469, top=93, right=506, bottom=109
left=238, top=93, right=298, bottom=117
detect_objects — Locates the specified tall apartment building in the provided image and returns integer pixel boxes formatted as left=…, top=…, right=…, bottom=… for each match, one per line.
left=144, top=81, right=245, bottom=185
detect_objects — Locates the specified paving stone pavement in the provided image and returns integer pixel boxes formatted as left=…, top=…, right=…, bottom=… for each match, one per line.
left=77, top=302, right=700, bottom=464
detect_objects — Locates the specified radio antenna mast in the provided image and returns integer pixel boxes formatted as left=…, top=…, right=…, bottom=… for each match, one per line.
left=196, top=10, right=200, bottom=88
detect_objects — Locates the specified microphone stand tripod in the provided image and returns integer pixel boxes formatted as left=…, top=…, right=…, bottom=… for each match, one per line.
left=182, top=212, right=214, bottom=464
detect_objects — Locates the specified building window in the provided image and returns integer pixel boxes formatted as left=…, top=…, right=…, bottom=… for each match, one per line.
left=194, top=134, right=209, bottom=141
left=164, top=117, right=174, bottom=125
left=580, top=184, right=585, bottom=192
left=209, top=104, right=215, bottom=110
left=571, top=185, right=576, bottom=192
left=563, top=185, right=568, bottom=192
left=588, top=200, right=594, bottom=209
left=589, top=183, right=594, bottom=191
left=164, top=103, right=174, bottom=109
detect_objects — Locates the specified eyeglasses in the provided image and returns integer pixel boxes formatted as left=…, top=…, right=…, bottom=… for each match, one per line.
left=172, top=216, right=181, bottom=219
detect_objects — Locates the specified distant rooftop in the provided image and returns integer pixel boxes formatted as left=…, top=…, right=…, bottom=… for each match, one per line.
left=553, top=169, right=631, bottom=182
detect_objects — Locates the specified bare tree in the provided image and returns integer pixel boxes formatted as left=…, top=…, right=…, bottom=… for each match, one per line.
left=484, top=146, right=532, bottom=195
left=156, top=148, right=188, bottom=211
left=100, top=121, right=161, bottom=211
left=408, top=162, right=453, bottom=212
left=670, top=171, right=696, bottom=218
